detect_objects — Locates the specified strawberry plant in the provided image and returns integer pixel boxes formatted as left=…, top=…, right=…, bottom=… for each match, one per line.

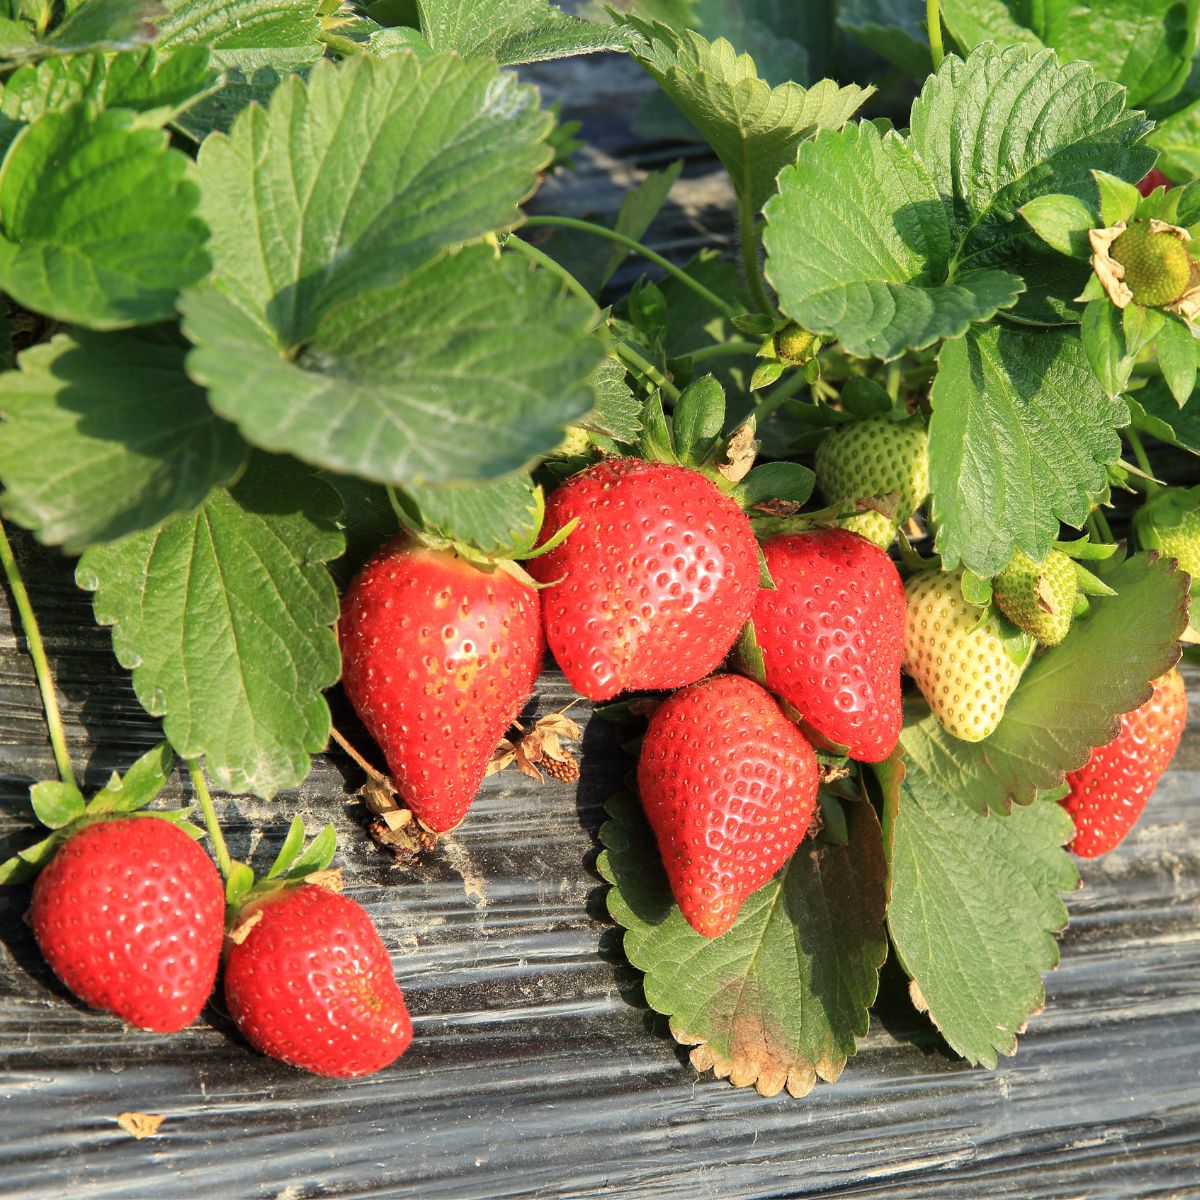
left=0, top=0, right=1196, bottom=1102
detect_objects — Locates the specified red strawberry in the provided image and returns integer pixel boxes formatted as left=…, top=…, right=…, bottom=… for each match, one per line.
left=1062, top=668, right=1188, bottom=858
left=527, top=458, right=759, bottom=700
left=637, top=674, right=818, bottom=937
left=747, top=529, right=905, bottom=762
left=339, top=539, right=544, bottom=832
left=1137, top=167, right=1172, bottom=196
left=224, top=883, right=413, bottom=1077
left=30, top=816, right=224, bottom=1032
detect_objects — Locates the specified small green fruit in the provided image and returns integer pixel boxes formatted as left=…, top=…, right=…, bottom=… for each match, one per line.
left=992, top=548, right=1077, bottom=646
left=774, top=323, right=818, bottom=363
left=1136, top=491, right=1200, bottom=579
left=1110, top=222, right=1191, bottom=307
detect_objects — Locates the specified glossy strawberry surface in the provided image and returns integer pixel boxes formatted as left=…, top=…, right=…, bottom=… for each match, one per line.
left=224, top=884, right=413, bottom=1077
left=339, top=539, right=544, bottom=832
left=638, top=674, right=818, bottom=937
left=30, top=816, right=225, bottom=1033
left=528, top=459, right=759, bottom=701
left=750, top=529, right=905, bottom=762
left=1063, top=668, right=1188, bottom=858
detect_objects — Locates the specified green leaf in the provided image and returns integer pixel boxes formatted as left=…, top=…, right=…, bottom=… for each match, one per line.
left=417, top=0, right=630, bottom=64
left=1155, top=316, right=1199, bottom=405
left=30, top=780, right=86, bottom=829
left=1123, top=305, right=1166, bottom=358
left=1080, top=297, right=1132, bottom=396
left=764, top=120, right=1023, bottom=361
left=76, top=455, right=344, bottom=798
left=880, top=750, right=1079, bottom=1069
left=1093, top=169, right=1142, bottom=228
left=837, top=0, right=930, bottom=76
left=319, top=471, right=400, bottom=586
left=402, top=473, right=543, bottom=556
left=599, top=790, right=887, bottom=1097
left=625, top=15, right=870, bottom=215
left=671, top=374, right=725, bottom=462
left=156, top=0, right=320, bottom=48
left=734, top=461, right=815, bottom=509
left=286, top=821, right=336, bottom=876
left=900, top=552, right=1189, bottom=815
left=0, top=107, right=209, bottom=329
left=940, top=0, right=1200, bottom=109
left=909, top=43, right=1154, bottom=324
left=184, top=248, right=601, bottom=487
left=0, top=330, right=247, bottom=552
left=0, top=46, right=219, bottom=140
left=582, top=357, right=641, bottom=444
left=1148, top=97, right=1200, bottom=183
left=43, top=0, right=160, bottom=55
left=1129, top=378, right=1200, bottom=453
left=1019, top=193, right=1096, bottom=259
left=929, top=324, right=1126, bottom=576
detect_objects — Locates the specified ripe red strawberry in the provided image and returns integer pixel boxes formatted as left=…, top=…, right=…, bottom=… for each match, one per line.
left=747, top=529, right=905, bottom=762
left=1062, top=668, right=1188, bottom=857
left=224, top=883, right=413, bottom=1077
left=30, top=816, right=224, bottom=1032
left=339, top=539, right=544, bottom=832
left=1137, top=167, right=1172, bottom=196
left=527, top=458, right=759, bottom=700
left=637, top=674, right=818, bottom=937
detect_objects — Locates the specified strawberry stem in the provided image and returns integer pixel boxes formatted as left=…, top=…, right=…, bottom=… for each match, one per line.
left=737, top=192, right=777, bottom=319
left=1124, top=427, right=1160, bottom=496
left=506, top=234, right=600, bottom=311
left=186, top=759, right=233, bottom=880
left=616, top=341, right=682, bottom=402
left=1088, top=508, right=1115, bottom=544
left=690, top=340, right=761, bottom=362
left=926, top=0, right=944, bottom=69
left=0, top=518, right=77, bottom=790
left=521, top=215, right=740, bottom=320
left=752, top=368, right=810, bottom=424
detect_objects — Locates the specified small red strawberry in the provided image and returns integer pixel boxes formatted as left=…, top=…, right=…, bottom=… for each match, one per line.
left=528, top=458, right=759, bottom=700
left=1137, top=167, right=1172, bottom=196
left=30, top=816, right=225, bottom=1032
left=1062, top=668, right=1188, bottom=858
left=638, top=674, right=818, bottom=937
left=745, top=529, right=905, bottom=762
left=224, top=883, right=413, bottom=1077
left=339, top=539, right=544, bottom=832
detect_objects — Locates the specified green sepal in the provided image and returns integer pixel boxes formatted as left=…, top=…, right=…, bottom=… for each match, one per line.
left=1074, top=562, right=1118, bottom=597
left=1055, top=536, right=1119, bottom=561
left=816, top=790, right=849, bottom=847
left=265, top=814, right=307, bottom=880
left=638, top=391, right=677, bottom=463
left=733, top=462, right=816, bottom=512
left=226, top=860, right=256, bottom=908
left=1081, top=298, right=1132, bottom=394
left=1076, top=273, right=1108, bottom=303
left=1122, top=304, right=1165, bottom=357
left=85, top=741, right=174, bottom=815
left=0, top=829, right=65, bottom=883
left=959, top=568, right=993, bottom=607
left=755, top=545, right=775, bottom=590
left=671, top=374, right=725, bottom=466
left=1093, top=170, right=1141, bottom=227
left=1155, top=315, right=1198, bottom=405
left=997, top=614, right=1036, bottom=668
left=732, top=312, right=777, bottom=337
left=29, top=781, right=86, bottom=829
left=1019, top=193, right=1095, bottom=258
left=733, top=618, right=768, bottom=684
left=286, top=822, right=337, bottom=878
left=750, top=361, right=785, bottom=391
left=838, top=376, right=892, bottom=418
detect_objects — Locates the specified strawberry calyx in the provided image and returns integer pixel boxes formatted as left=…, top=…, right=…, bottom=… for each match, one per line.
left=0, top=742, right=198, bottom=885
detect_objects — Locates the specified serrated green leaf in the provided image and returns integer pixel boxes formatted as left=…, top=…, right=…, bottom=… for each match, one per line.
left=184, top=248, right=601, bottom=487
left=43, top=0, right=160, bottom=55
left=287, top=821, right=336, bottom=876
left=940, top=0, right=1200, bottom=109
left=929, top=324, right=1126, bottom=576
left=403, top=473, right=542, bottom=556
left=837, top=0, right=930, bottom=76
left=0, top=46, right=219, bottom=142
left=0, top=330, right=247, bottom=552
left=265, top=814, right=307, bottom=879
left=1019, top=193, right=1096, bottom=259
left=909, top=43, right=1154, bottom=324
left=599, top=790, right=887, bottom=1097
left=30, top=781, right=86, bottom=829
left=418, top=0, right=629, bottom=64
left=900, top=551, right=1189, bottom=815
left=1156, top=316, right=1199, bottom=405
left=0, top=106, right=209, bottom=329
left=583, top=357, right=641, bottom=444
left=156, top=0, right=319, bottom=48
left=76, top=455, right=344, bottom=798
left=1129, top=377, right=1200, bottom=453
left=1080, top=297, right=1132, bottom=396
left=625, top=15, right=870, bottom=215
left=880, top=750, right=1079, bottom=1069
left=764, top=120, right=1024, bottom=361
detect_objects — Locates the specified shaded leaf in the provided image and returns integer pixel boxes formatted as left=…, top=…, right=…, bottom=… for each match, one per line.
left=155, top=0, right=319, bottom=48
left=402, top=473, right=543, bottom=556
left=1129, top=377, right=1200, bottom=454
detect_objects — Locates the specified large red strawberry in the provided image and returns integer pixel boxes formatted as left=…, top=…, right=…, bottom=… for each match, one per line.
left=1062, top=668, right=1188, bottom=857
left=637, top=674, right=818, bottom=937
left=339, top=539, right=544, bottom=832
left=30, top=816, right=225, bottom=1032
left=224, top=883, right=413, bottom=1077
left=527, top=458, right=759, bottom=700
left=747, top=529, right=905, bottom=762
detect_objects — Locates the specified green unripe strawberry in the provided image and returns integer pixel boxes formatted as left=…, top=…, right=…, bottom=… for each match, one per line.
left=774, top=323, right=818, bottom=363
left=1136, top=490, right=1200, bottom=579
left=814, top=418, right=929, bottom=549
left=1110, top=222, right=1192, bottom=308
left=903, top=569, right=1029, bottom=742
left=991, top=548, right=1078, bottom=646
